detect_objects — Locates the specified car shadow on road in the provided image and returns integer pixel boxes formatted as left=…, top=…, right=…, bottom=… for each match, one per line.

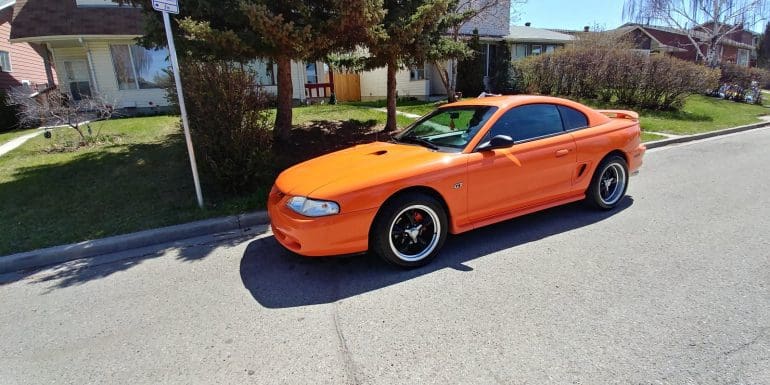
left=240, top=197, right=634, bottom=309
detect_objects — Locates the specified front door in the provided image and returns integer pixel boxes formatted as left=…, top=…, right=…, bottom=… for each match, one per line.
left=466, top=104, right=576, bottom=222
left=62, top=60, right=92, bottom=101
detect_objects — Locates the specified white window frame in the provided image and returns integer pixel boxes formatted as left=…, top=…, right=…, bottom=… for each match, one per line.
left=0, top=50, right=11, bottom=72
left=410, top=66, right=426, bottom=81
left=110, top=44, right=167, bottom=90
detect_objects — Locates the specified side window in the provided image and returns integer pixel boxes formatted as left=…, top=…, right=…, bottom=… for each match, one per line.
left=558, top=105, right=589, bottom=131
left=490, top=104, right=564, bottom=142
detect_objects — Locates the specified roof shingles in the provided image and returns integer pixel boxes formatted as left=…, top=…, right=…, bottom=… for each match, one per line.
left=10, top=0, right=143, bottom=40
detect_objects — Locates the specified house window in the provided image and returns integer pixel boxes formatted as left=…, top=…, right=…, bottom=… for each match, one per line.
left=306, top=63, right=318, bottom=84
left=0, top=51, right=11, bottom=72
left=545, top=45, right=556, bottom=53
left=512, top=44, right=527, bottom=60
left=110, top=45, right=170, bottom=90
left=410, top=66, right=426, bottom=81
left=737, top=49, right=750, bottom=67
left=531, top=45, right=543, bottom=56
left=248, top=59, right=275, bottom=86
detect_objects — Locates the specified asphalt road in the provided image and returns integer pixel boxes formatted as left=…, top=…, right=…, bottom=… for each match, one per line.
left=2, top=128, right=769, bottom=385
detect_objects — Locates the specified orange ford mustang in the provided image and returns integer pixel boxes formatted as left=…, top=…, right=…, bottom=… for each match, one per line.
left=268, top=95, right=646, bottom=267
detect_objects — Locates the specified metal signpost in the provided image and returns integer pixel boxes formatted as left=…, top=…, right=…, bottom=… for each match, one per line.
left=153, top=0, right=204, bottom=208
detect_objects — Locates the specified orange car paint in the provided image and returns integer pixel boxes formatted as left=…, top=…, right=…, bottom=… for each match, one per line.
left=268, top=95, right=645, bottom=257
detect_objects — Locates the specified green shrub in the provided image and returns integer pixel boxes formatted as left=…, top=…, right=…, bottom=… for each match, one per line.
left=175, top=61, right=274, bottom=194
left=720, top=63, right=770, bottom=89
left=456, top=29, right=485, bottom=97
left=516, top=48, right=719, bottom=110
left=0, top=91, right=21, bottom=132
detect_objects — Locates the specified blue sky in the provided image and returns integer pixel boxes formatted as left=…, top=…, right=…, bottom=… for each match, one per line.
left=516, top=0, right=627, bottom=31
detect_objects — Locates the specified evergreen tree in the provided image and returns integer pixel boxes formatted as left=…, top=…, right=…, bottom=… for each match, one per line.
left=758, top=23, right=770, bottom=69
left=491, top=42, right=516, bottom=94
left=119, top=0, right=382, bottom=141
left=456, top=29, right=485, bottom=97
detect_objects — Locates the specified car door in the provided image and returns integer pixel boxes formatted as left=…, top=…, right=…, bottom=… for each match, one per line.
left=466, top=104, right=577, bottom=222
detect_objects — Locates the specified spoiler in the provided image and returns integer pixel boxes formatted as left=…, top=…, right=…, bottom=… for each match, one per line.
left=598, top=110, right=639, bottom=121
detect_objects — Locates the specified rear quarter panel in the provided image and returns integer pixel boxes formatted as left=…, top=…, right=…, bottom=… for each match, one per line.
left=570, top=118, right=643, bottom=193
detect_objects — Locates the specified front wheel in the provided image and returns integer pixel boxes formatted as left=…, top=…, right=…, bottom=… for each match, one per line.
left=371, top=193, right=448, bottom=268
left=586, top=155, right=629, bottom=210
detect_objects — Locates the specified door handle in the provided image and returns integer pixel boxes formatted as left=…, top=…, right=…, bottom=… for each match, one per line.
left=555, top=149, right=571, bottom=157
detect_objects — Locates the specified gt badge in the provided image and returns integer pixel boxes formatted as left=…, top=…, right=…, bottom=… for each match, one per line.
left=453, top=182, right=464, bottom=190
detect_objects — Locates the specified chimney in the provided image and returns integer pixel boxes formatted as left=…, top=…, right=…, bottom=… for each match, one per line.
left=525, top=22, right=531, bottom=27
left=584, top=26, right=590, bottom=32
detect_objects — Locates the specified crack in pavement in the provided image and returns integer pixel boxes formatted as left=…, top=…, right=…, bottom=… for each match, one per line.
left=722, top=327, right=769, bottom=356
left=332, top=302, right=360, bottom=385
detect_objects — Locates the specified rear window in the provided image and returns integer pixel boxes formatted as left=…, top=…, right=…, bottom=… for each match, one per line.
left=558, top=105, right=589, bottom=131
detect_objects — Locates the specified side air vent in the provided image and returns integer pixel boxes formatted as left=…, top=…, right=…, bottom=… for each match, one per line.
left=577, top=164, right=587, bottom=178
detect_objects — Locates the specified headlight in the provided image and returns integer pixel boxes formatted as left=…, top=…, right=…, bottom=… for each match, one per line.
left=286, top=196, right=340, bottom=217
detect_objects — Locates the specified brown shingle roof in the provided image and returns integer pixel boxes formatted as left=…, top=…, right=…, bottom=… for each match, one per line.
left=10, top=0, right=143, bottom=41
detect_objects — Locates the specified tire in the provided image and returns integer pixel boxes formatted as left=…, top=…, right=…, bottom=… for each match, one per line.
left=371, top=192, right=448, bottom=268
left=586, top=155, right=629, bottom=210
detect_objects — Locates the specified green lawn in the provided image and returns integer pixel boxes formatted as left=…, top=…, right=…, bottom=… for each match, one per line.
left=641, top=132, right=668, bottom=142
left=348, top=99, right=443, bottom=118
left=639, top=95, right=769, bottom=135
left=265, top=103, right=416, bottom=128
left=0, top=116, right=257, bottom=256
left=0, top=127, right=40, bottom=144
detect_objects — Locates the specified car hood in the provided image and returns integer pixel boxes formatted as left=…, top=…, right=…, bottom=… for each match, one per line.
left=275, top=141, right=446, bottom=197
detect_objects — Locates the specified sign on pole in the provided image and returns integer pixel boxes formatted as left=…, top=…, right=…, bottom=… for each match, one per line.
left=152, top=0, right=179, bottom=14
left=155, top=1, right=205, bottom=208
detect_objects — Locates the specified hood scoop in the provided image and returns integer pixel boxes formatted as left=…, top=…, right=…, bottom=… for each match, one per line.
left=369, top=150, right=388, bottom=156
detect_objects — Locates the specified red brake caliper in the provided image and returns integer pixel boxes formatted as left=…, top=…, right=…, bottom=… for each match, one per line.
left=413, top=211, right=423, bottom=223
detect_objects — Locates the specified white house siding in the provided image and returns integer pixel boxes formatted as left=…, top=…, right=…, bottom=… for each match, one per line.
left=86, top=40, right=168, bottom=108
left=428, top=63, right=448, bottom=95
left=360, top=66, right=429, bottom=101
left=51, top=40, right=167, bottom=108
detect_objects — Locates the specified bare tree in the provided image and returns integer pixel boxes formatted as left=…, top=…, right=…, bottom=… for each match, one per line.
left=429, top=0, right=526, bottom=102
left=8, top=90, right=115, bottom=145
left=623, top=0, right=769, bottom=66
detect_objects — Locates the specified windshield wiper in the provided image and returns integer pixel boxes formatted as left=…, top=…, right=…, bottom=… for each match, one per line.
left=396, top=135, right=439, bottom=150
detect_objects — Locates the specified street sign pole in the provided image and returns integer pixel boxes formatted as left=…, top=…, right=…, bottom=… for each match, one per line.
left=160, top=9, right=204, bottom=209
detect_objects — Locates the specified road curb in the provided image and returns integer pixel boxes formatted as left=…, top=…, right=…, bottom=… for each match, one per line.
left=0, top=211, right=269, bottom=274
left=645, top=121, right=769, bottom=149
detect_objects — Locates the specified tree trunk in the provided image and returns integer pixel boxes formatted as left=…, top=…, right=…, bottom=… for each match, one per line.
left=275, top=56, right=293, bottom=141
left=385, top=59, right=398, bottom=132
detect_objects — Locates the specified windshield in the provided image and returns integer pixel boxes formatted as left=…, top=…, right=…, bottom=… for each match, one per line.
left=395, top=106, right=498, bottom=151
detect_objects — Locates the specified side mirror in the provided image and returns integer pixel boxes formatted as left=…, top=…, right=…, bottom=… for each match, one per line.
left=477, top=135, right=514, bottom=151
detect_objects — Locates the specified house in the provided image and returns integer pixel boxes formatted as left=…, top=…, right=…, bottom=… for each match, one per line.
left=9, top=0, right=343, bottom=109
left=507, top=24, right=575, bottom=60
left=0, top=0, right=54, bottom=94
left=614, top=23, right=758, bottom=67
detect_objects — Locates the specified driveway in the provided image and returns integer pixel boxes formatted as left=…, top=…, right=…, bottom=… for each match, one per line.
left=1, top=128, right=769, bottom=385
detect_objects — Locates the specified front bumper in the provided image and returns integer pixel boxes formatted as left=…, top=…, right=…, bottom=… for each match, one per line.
left=267, top=188, right=378, bottom=257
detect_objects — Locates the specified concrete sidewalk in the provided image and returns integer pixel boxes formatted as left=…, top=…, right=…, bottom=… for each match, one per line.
left=0, top=130, right=43, bottom=157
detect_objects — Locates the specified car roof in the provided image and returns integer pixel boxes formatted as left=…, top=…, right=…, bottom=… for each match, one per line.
left=441, top=95, right=611, bottom=127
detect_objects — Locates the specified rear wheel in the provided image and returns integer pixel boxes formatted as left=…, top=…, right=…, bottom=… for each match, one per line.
left=586, top=155, right=628, bottom=210
left=371, top=193, right=448, bottom=268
